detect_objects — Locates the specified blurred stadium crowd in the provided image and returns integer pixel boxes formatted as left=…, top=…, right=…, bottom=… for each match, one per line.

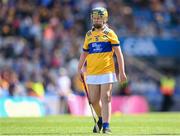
left=0, top=0, right=180, bottom=112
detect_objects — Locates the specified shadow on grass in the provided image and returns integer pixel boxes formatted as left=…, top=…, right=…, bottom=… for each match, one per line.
left=134, top=133, right=180, bottom=135
left=2, top=132, right=180, bottom=135
left=1, top=132, right=93, bottom=135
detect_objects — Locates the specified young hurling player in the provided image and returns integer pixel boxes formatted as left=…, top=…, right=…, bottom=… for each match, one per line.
left=78, top=7, right=127, bottom=134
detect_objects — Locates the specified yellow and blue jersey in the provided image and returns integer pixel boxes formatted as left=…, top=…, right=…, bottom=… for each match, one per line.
left=83, top=26, right=120, bottom=75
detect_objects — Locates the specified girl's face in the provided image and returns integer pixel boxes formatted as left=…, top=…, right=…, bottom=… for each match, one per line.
left=92, top=15, right=104, bottom=29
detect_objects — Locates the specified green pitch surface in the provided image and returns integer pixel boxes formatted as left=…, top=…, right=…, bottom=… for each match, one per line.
left=0, top=113, right=180, bottom=136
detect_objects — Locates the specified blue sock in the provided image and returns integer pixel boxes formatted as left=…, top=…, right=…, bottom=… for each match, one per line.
left=103, top=122, right=109, bottom=129
left=98, top=117, right=102, bottom=123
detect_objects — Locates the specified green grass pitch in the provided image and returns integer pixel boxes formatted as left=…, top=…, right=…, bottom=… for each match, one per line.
left=0, top=113, right=180, bottom=136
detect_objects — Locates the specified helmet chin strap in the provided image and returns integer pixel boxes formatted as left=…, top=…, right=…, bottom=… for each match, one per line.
left=93, top=23, right=106, bottom=30
left=93, top=24, right=102, bottom=29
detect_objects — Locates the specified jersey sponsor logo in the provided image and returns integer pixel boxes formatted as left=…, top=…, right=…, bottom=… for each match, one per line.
left=89, top=42, right=112, bottom=54
left=92, top=43, right=102, bottom=52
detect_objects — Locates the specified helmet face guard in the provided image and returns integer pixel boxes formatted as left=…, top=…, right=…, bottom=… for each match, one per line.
left=91, top=7, right=108, bottom=29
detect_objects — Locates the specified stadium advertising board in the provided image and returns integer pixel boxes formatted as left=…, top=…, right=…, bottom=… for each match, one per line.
left=121, top=38, right=180, bottom=57
left=0, top=97, right=45, bottom=117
